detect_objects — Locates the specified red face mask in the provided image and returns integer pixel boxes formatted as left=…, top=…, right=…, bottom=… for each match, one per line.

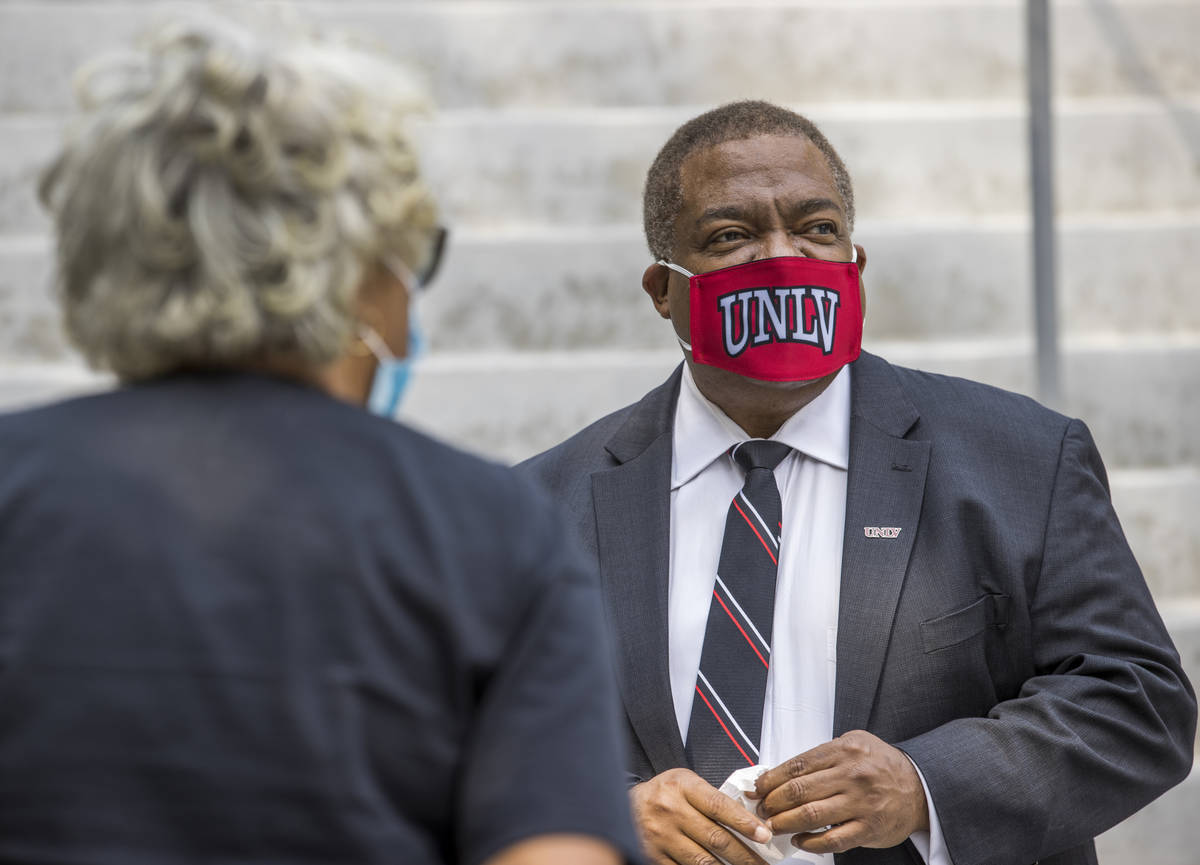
left=659, top=253, right=863, bottom=383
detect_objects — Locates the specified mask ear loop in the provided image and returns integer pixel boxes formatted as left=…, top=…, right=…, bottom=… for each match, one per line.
left=656, top=260, right=695, bottom=352
left=382, top=254, right=421, bottom=294
left=349, top=255, right=415, bottom=362
left=349, top=299, right=391, bottom=360
left=356, top=324, right=395, bottom=363
left=365, top=254, right=423, bottom=363
left=657, top=259, right=694, bottom=279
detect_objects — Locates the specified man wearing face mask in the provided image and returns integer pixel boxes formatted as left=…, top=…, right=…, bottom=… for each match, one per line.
left=519, top=100, right=1196, bottom=865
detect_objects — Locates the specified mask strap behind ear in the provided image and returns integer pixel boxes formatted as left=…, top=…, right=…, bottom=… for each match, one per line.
left=382, top=254, right=420, bottom=293
left=357, top=324, right=395, bottom=363
left=657, top=259, right=694, bottom=279
left=657, top=260, right=694, bottom=352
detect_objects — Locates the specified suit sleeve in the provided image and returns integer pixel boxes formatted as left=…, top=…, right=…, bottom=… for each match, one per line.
left=898, top=419, right=1196, bottom=865
left=454, top=504, right=642, bottom=865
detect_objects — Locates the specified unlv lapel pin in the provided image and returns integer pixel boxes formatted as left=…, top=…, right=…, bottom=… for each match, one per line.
left=864, top=527, right=902, bottom=538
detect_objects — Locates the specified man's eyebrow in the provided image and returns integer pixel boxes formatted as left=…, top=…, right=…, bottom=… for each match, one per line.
left=694, top=197, right=844, bottom=226
left=695, top=205, right=753, bottom=226
left=784, top=197, right=844, bottom=219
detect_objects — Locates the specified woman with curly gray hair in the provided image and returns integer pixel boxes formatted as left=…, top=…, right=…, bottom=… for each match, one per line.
left=40, top=11, right=440, bottom=412
left=0, top=12, right=638, bottom=865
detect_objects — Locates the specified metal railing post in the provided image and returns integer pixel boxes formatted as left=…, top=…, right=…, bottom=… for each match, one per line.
left=1027, top=0, right=1062, bottom=407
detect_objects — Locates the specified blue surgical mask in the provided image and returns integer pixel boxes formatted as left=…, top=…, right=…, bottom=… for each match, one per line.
left=361, top=315, right=422, bottom=419
left=361, top=253, right=426, bottom=419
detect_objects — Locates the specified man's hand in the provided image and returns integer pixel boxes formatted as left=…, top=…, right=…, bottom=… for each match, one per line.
left=748, top=730, right=930, bottom=856
left=631, top=768, right=773, bottom=865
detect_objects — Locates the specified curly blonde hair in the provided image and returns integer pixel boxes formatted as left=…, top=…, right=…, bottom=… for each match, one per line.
left=39, top=10, right=439, bottom=380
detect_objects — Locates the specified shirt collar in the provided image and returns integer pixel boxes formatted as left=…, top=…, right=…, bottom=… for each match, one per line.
left=671, top=364, right=851, bottom=489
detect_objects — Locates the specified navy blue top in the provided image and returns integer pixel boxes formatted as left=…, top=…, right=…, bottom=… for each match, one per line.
left=0, top=372, right=639, bottom=865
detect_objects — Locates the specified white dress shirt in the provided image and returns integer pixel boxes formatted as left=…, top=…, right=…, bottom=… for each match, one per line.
left=668, top=364, right=947, bottom=865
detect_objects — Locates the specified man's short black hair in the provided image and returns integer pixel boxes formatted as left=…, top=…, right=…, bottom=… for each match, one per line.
left=642, top=100, right=855, bottom=261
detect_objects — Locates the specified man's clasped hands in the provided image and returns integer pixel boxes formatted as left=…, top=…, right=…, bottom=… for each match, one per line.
left=631, top=730, right=931, bottom=865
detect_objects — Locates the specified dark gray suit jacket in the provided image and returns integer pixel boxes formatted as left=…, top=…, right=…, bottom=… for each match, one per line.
left=519, top=351, right=1196, bottom=865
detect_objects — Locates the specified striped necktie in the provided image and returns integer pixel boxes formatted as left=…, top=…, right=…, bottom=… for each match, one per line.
left=685, top=439, right=792, bottom=786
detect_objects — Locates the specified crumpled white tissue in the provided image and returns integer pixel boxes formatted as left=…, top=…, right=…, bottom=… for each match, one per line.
left=717, top=765, right=797, bottom=863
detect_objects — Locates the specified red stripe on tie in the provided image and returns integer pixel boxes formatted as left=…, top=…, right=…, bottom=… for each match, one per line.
left=694, top=684, right=755, bottom=767
left=733, top=499, right=778, bottom=565
left=713, top=589, right=769, bottom=668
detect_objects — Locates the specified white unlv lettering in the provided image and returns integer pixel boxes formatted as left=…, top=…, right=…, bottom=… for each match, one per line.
left=718, top=287, right=840, bottom=357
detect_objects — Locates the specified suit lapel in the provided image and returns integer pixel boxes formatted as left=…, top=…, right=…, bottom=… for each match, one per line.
left=834, top=354, right=930, bottom=735
left=592, top=368, right=688, bottom=773
left=590, top=357, right=929, bottom=759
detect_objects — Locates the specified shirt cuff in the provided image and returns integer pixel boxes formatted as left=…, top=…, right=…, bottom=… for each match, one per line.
left=905, top=755, right=951, bottom=865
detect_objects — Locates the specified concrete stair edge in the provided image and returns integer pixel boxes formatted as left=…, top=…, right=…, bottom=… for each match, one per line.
left=2, top=1, right=1198, bottom=110
left=4, top=101, right=1199, bottom=237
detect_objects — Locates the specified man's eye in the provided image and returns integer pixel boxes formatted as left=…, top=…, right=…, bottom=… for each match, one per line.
left=713, top=229, right=748, bottom=243
left=808, top=222, right=836, bottom=235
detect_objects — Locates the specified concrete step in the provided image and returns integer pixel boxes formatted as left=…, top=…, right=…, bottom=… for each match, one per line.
left=2, top=1, right=1197, bottom=113
left=1097, top=597, right=1200, bottom=863
left=413, top=100, right=1200, bottom=226
left=1161, top=598, right=1200, bottom=697
left=1098, top=758, right=1200, bottom=865
left=6, top=215, right=1196, bottom=363
left=0, top=237, right=60, bottom=362
left=1112, top=477, right=1200, bottom=605
left=0, top=238, right=60, bottom=362
left=0, top=363, right=109, bottom=414
left=4, top=100, right=1196, bottom=237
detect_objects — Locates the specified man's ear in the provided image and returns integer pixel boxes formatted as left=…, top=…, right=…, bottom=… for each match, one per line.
left=854, top=243, right=867, bottom=275
left=642, top=262, right=672, bottom=320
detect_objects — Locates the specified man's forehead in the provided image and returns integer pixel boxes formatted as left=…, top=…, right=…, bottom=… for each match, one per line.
left=677, top=134, right=841, bottom=215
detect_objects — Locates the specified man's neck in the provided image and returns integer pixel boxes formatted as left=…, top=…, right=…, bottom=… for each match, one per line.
left=687, top=360, right=838, bottom=439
